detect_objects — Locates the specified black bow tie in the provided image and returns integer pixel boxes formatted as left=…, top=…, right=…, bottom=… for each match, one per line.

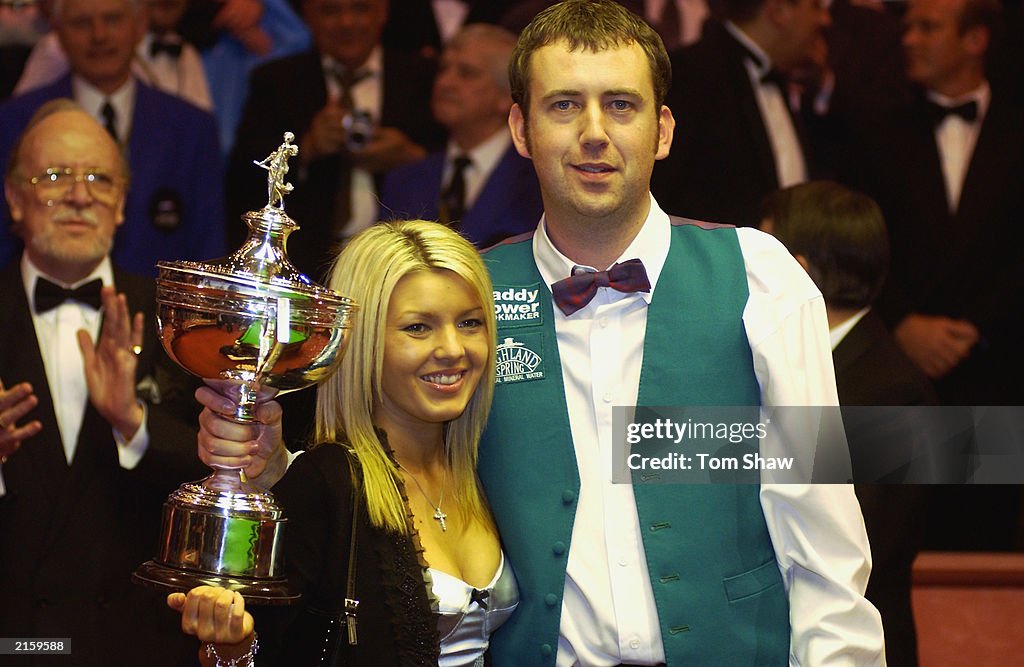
left=34, top=277, right=103, bottom=313
left=470, top=588, right=489, bottom=609
left=925, top=99, right=978, bottom=126
left=150, top=38, right=183, bottom=59
left=760, top=68, right=788, bottom=91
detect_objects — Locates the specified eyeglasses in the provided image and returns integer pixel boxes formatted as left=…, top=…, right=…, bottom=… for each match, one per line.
left=26, top=167, right=122, bottom=207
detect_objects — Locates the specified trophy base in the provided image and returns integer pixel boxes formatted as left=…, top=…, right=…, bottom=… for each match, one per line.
left=133, top=559, right=301, bottom=606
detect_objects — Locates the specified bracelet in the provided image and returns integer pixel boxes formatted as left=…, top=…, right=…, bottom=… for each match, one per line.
left=203, top=632, right=258, bottom=667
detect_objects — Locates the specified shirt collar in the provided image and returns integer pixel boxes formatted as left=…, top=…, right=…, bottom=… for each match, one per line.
left=533, top=193, right=671, bottom=306
left=72, top=75, right=136, bottom=138
left=447, top=128, right=510, bottom=177
left=724, top=21, right=772, bottom=76
left=926, top=80, right=991, bottom=123
left=828, top=306, right=870, bottom=350
left=21, top=253, right=114, bottom=313
left=322, top=46, right=383, bottom=81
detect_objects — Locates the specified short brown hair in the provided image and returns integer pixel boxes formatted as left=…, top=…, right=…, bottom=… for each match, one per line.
left=508, top=0, right=671, bottom=119
left=958, top=0, right=1001, bottom=39
left=760, top=181, right=889, bottom=310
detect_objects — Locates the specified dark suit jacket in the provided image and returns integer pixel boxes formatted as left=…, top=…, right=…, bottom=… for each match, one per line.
left=834, top=311, right=939, bottom=409
left=834, top=311, right=937, bottom=667
left=845, top=90, right=1024, bottom=404
left=381, top=0, right=518, bottom=60
left=378, top=144, right=542, bottom=248
left=0, top=76, right=226, bottom=276
left=255, top=443, right=439, bottom=666
left=652, top=22, right=810, bottom=227
left=226, top=49, right=445, bottom=281
left=0, top=261, right=206, bottom=665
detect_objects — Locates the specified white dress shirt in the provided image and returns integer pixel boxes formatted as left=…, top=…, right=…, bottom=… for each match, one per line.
left=0, top=255, right=150, bottom=498
left=928, top=81, right=990, bottom=214
left=134, top=32, right=214, bottom=112
left=533, top=196, right=883, bottom=666
left=432, top=0, right=470, bottom=44
left=444, top=128, right=511, bottom=213
left=829, top=307, right=870, bottom=351
left=726, top=22, right=808, bottom=189
left=323, top=48, right=384, bottom=238
left=645, top=0, right=711, bottom=47
left=72, top=76, right=136, bottom=145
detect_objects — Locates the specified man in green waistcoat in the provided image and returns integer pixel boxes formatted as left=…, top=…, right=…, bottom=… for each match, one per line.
left=476, top=1, right=885, bottom=665
left=191, top=3, right=886, bottom=664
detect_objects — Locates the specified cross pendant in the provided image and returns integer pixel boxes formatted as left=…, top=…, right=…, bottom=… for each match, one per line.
left=434, top=508, right=448, bottom=532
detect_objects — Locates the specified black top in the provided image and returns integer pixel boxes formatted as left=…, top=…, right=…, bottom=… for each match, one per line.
left=257, top=442, right=439, bottom=666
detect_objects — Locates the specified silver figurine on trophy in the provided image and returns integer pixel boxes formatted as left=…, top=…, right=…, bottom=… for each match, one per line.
left=133, top=132, right=357, bottom=603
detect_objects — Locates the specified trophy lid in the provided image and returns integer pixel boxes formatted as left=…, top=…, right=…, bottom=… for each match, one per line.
left=156, top=132, right=355, bottom=328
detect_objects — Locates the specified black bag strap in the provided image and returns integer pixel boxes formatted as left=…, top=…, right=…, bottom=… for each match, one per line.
left=343, top=483, right=361, bottom=645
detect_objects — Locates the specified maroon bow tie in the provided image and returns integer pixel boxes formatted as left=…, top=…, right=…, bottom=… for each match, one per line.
left=551, top=258, right=651, bottom=316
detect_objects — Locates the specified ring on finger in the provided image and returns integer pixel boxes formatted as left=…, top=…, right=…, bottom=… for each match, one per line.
left=131, top=344, right=142, bottom=356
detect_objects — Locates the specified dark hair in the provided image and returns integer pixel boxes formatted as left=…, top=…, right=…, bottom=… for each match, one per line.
left=508, top=0, right=671, bottom=119
left=958, top=0, right=1002, bottom=36
left=723, top=0, right=769, bottom=24
left=760, top=181, right=889, bottom=310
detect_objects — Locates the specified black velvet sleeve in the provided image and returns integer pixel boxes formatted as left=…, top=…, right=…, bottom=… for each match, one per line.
left=252, top=444, right=349, bottom=665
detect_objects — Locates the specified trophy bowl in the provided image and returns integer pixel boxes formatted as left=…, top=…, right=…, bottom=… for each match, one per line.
left=133, top=133, right=357, bottom=604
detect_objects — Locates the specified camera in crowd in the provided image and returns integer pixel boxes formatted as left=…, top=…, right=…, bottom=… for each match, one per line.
left=343, top=110, right=375, bottom=152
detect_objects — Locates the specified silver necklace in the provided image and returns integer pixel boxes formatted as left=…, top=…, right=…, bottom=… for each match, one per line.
left=397, top=463, right=447, bottom=531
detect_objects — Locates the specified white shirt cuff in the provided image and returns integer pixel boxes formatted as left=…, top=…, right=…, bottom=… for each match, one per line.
left=113, top=400, right=149, bottom=470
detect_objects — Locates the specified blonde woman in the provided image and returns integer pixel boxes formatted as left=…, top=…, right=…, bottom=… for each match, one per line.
left=168, top=221, right=517, bottom=666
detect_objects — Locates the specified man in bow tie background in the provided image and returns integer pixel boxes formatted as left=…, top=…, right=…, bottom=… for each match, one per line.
left=841, top=0, right=1024, bottom=552
left=0, top=98, right=204, bottom=664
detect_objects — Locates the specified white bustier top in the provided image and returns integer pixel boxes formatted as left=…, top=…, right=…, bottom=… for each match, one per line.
left=432, top=551, right=519, bottom=667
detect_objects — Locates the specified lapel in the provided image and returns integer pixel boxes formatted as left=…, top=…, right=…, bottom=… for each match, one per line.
left=832, top=311, right=883, bottom=378
left=719, top=27, right=779, bottom=186
left=956, top=92, right=1023, bottom=228
left=380, top=49, right=402, bottom=129
left=424, top=151, right=446, bottom=213
left=296, top=51, right=329, bottom=128
left=0, top=263, right=71, bottom=503
left=465, top=145, right=516, bottom=220
left=904, top=95, right=952, bottom=229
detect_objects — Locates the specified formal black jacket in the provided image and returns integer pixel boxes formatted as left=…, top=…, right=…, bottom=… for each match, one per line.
left=0, top=261, right=205, bottom=665
left=381, top=0, right=519, bottom=60
left=843, top=90, right=1024, bottom=404
left=226, top=49, right=445, bottom=281
left=834, top=311, right=936, bottom=667
left=834, top=311, right=939, bottom=409
left=256, top=442, right=438, bottom=666
left=652, top=22, right=812, bottom=227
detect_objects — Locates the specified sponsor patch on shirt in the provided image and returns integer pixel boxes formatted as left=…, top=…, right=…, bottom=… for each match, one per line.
left=492, top=283, right=543, bottom=328
left=495, top=333, right=546, bottom=385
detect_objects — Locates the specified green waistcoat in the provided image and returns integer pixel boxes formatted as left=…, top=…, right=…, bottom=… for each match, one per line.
left=479, top=221, right=790, bottom=666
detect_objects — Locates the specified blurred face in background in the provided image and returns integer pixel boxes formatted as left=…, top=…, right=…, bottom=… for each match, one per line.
left=431, top=35, right=512, bottom=145
left=54, top=0, right=146, bottom=94
left=303, top=0, right=388, bottom=70
left=903, top=0, right=987, bottom=95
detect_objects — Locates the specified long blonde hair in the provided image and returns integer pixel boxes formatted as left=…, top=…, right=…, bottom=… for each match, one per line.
left=316, top=220, right=497, bottom=533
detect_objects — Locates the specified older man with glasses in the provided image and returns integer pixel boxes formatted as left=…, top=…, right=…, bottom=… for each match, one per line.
left=0, top=98, right=205, bottom=665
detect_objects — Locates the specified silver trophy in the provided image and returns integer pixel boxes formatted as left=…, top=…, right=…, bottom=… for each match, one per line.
left=133, top=133, right=357, bottom=603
